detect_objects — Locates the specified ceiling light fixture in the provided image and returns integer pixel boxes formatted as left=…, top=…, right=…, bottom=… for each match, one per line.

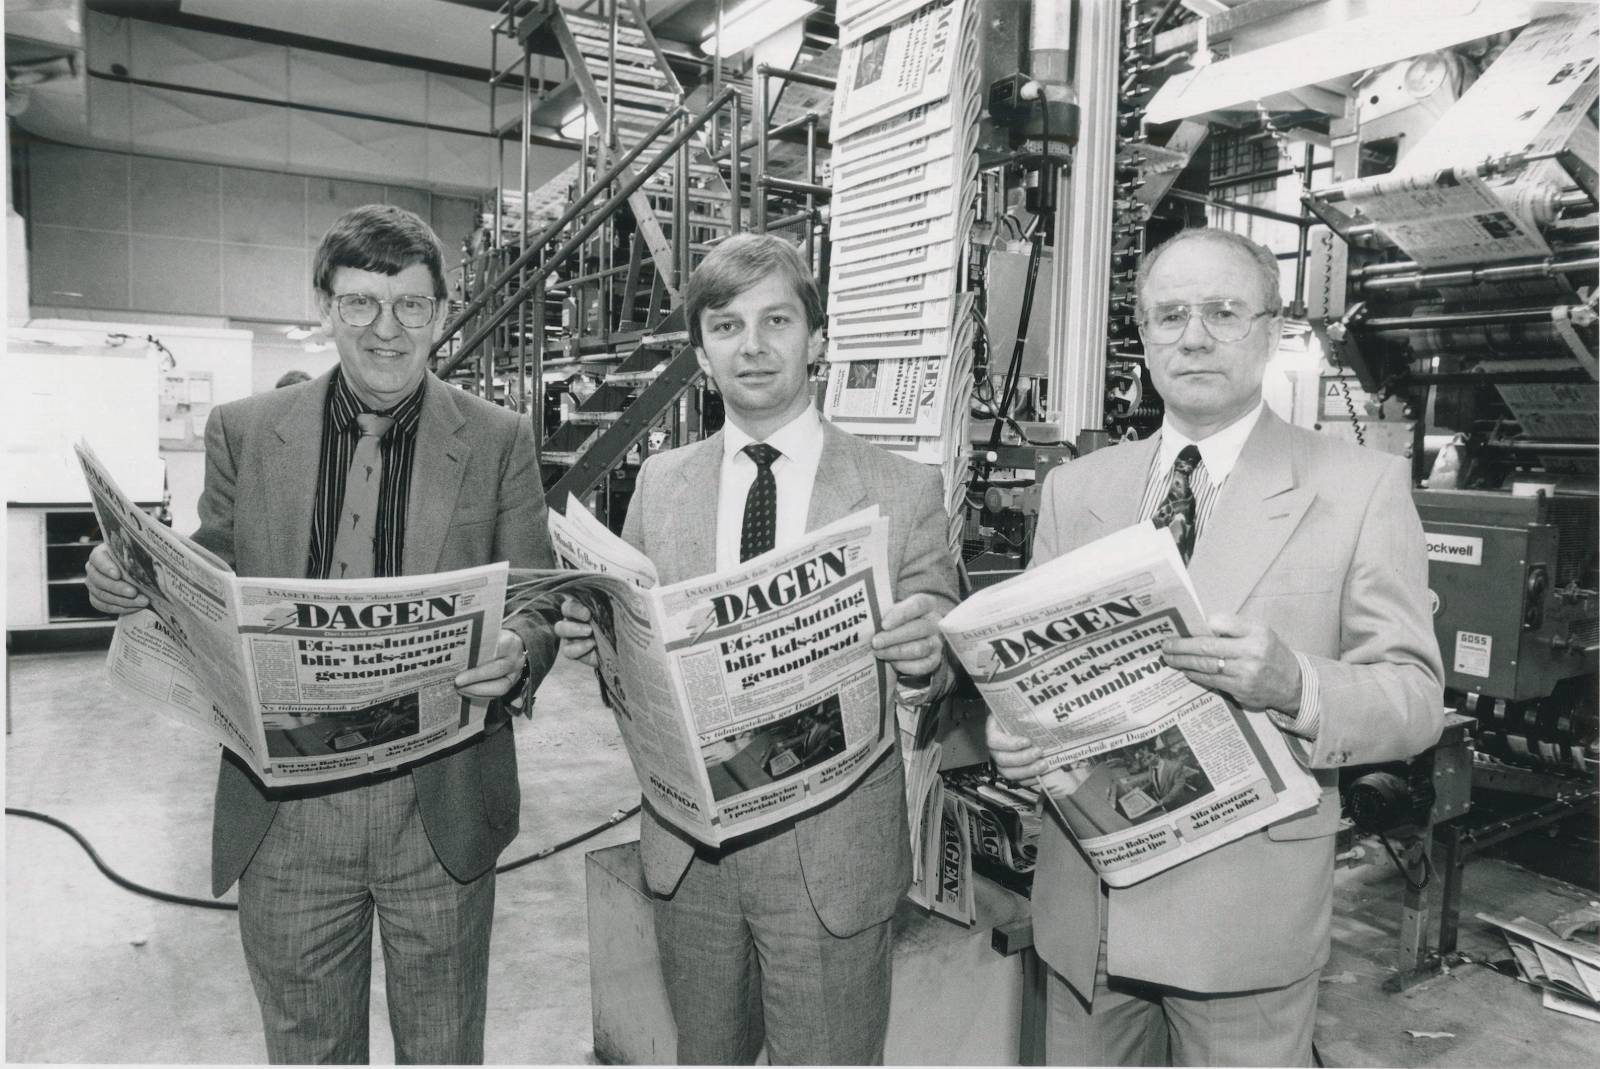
left=700, top=0, right=819, bottom=58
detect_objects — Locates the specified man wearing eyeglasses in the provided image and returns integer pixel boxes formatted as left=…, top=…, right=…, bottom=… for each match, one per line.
left=987, top=228, right=1443, bottom=1066
left=86, top=204, right=557, bottom=1063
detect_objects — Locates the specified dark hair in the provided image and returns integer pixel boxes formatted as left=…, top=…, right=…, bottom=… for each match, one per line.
left=1136, top=227, right=1282, bottom=318
left=685, top=233, right=823, bottom=349
left=312, top=204, right=448, bottom=299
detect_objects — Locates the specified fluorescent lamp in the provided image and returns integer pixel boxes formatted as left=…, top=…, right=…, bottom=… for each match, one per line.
left=701, top=0, right=819, bottom=58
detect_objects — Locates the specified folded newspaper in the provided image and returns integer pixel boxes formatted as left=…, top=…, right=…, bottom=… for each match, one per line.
left=939, top=522, right=1321, bottom=887
left=76, top=443, right=511, bottom=787
left=540, top=496, right=896, bottom=848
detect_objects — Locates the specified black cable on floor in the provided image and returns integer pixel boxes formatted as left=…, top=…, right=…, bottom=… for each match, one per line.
left=6, top=801, right=641, bottom=911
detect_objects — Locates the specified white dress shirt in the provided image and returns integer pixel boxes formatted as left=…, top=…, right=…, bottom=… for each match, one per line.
left=715, top=406, right=825, bottom=570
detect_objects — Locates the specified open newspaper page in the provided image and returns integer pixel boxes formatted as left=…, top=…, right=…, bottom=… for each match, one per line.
left=544, top=500, right=898, bottom=847
left=939, top=523, right=1321, bottom=887
left=232, top=565, right=507, bottom=784
left=77, top=442, right=264, bottom=763
left=76, top=442, right=510, bottom=787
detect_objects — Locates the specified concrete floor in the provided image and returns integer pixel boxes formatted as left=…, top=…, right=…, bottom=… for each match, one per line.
left=5, top=643, right=639, bottom=1064
left=7, top=638, right=1598, bottom=1066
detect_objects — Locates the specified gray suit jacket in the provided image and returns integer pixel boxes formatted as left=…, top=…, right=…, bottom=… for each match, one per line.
left=195, top=369, right=557, bottom=896
left=621, top=419, right=959, bottom=936
left=1030, top=409, right=1444, bottom=994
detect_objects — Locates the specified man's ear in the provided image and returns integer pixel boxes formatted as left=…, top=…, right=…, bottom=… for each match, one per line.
left=807, top=327, right=825, bottom=372
left=316, top=291, right=334, bottom=335
left=693, top=347, right=718, bottom=392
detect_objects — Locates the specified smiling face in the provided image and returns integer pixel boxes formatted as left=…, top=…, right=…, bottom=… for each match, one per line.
left=1140, top=237, right=1282, bottom=440
left=317, top=262, right=442, bottom=411
left=694, top=271, right=824, bottom=439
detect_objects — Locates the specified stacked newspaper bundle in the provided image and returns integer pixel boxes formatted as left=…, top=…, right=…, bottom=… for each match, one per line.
left=897, top=699, right=976, bottom=923
left=1480, top=912, right=1600, bottom=1023
left=823, top=0, right=984, bottom=556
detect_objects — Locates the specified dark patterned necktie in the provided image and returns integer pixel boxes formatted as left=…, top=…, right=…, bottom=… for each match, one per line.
left=329, top=412, right=394, bottom=579
left=739, top=443, right=782, bottom=562
left=1152, top=444, right=1202, bottom=564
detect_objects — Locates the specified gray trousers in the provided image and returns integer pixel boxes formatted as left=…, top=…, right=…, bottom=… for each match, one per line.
left=652, top=823, right=893, bottom=1065
left=237, top=773, right=495, bottom=1064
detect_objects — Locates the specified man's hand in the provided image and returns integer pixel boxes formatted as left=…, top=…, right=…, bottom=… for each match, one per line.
left=986, top=717, right=1049, bottom=784
left=1162, top=612, right=1303, bottom=713
left=454, top=629, right=527, bottom=699
left=554, top=597, right=598, bottom=666
left=85, top=543, right=149, bottom=615
left=870, top=591, right=948, bottom=682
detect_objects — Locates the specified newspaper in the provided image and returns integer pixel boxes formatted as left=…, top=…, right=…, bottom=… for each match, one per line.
left=833, top=0, right=973, bottom=139
left=1341, top=10, right=1597, bottom=268
left=939, top=522, right=1322, bottom=888
left=542, top=497, right=898, bottom=847
left=76, top=443, right=509, bottom=786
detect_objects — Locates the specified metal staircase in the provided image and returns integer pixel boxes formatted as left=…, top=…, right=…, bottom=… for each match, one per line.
left=434, top=0, right=837, bottom=528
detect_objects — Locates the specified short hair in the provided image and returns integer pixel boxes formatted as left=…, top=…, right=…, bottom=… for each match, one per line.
left=1135, top=228, right=1282, bottom=317
left=274, top=369, right=312, bottom=388
left=312, top=204, right=448, bottom=299
left=685, top=233, right=824, bottom=349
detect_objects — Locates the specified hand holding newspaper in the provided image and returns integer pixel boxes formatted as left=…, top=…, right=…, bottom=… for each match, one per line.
left=76, top=442, right=512, bottom=787
left=939, top=522, right=1321, bottom=887
left=537, top=497, right=898, bottom=848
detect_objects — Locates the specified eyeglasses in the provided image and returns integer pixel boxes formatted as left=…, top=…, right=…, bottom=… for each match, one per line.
left=332, top=293, right=439, bottom=329
left=1139, top=299, right=1276, bottom=344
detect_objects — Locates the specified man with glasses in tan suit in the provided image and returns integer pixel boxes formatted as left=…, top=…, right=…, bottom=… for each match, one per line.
left=88, top=204, right=556, bottom=1064
left=988, top=228, right=1444, bottom=1066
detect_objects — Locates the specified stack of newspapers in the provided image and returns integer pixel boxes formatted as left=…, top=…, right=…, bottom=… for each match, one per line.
left=822, top=0, right=983, bottom=556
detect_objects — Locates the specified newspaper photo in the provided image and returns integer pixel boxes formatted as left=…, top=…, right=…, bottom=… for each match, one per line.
left=543, top=497, right=899, bottom=848
left=939, top=522, right=1321, bottom=888
left=77, top=442, right=510, bottom=787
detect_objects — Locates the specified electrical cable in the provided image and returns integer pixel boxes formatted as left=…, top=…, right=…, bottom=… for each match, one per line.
left=6, top=801, right=642, bottom=911
left=1377, top=829, right=1434, bottom=892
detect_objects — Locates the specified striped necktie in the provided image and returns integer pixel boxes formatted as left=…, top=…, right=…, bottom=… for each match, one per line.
left=329, top=413, right=394, bottom=579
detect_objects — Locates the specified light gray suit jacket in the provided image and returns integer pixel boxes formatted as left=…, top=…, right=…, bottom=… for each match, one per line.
left=621, top=419, right=959, bottom=936
left=1030, top=409, right=1444, bottom=995
left=195, top=369, right=557, bottom=896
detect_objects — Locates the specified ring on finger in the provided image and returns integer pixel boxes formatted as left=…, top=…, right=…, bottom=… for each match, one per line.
left=1216, top=657, right=1226, bottom=674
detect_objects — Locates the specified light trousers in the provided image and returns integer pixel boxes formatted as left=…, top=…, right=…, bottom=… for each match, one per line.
left=1045, top=919, right=1319, bottom=1067
left=237, top=772, right=495, bottom=1064
left=653, top=823, right=893, bottom=1065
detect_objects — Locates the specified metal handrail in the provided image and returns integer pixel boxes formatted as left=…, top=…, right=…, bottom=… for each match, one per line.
left=431, top=100, right=691, bottom=360
left=437, top=85, right=739, bottom=378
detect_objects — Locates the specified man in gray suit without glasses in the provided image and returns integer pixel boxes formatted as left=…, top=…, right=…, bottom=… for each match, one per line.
left=87, top=204, right=557, bottom=1064
left=556, top=233, right=959, bottom=1064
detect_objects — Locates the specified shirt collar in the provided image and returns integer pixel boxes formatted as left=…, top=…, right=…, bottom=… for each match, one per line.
left=723, top=405, right=823, bottom=468
left=328, top=366, right=425, bottom=437
left=1157, top=399, right=1264, bottom=483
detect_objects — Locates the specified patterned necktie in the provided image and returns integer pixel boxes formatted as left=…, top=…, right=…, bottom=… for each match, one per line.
left=1152, top=444, right=1203, bottom=564
left=329, top=412, right=394, bottom=579
left=740, top=443, right=782, bottom=562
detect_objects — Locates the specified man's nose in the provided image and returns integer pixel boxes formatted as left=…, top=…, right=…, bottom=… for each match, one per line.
left=738, top=324, right=765, bottom=354
left=370, top=302, right=404, bottom=336
left=1178, top=309, right=1213, bottom=349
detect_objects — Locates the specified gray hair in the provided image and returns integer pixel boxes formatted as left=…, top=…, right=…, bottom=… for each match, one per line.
left=1136, top=228, right=1282, bottom=317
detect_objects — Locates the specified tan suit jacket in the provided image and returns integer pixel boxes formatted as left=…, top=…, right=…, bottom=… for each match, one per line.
left=620, top=420, right=959, bottom=936
left=194, top=370, right=557, bottom=895
left=1030, top=409, right=1444, bottom=995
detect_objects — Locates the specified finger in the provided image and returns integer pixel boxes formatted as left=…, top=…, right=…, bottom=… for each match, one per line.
left=984, top=720, right=1033, bottom=749
left=559, top=639, right=597, bottom=663
left=1206, top=612, right=1253, bottom=638
left=881, top=651, right=940, bottom=679
left=553, top=620, right=594, bottom=640
left=560, top=598, right=593, bottom=623
left=878, top=593, right=936, bottom=632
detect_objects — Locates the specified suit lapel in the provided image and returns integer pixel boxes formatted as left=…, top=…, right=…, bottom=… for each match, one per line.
left=808, top=424, right=870, bottom=530
left=1189, top=410, right=1313, bottom=617
left=1084, top=435, right=1158, bottom=534
left=668, top=431, right=722, bottom=580
left=402, top=375, right=469, bottom=576
left=266, top=373, right=332, bottom=578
